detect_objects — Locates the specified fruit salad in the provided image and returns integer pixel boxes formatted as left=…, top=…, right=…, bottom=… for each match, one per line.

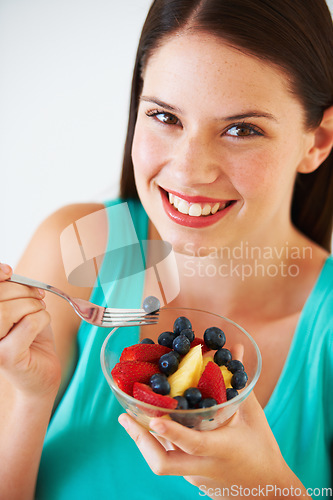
left=111, top=315, right=248, bottom=419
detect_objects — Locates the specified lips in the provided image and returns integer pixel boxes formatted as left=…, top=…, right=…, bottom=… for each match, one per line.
left=160, top=188, right=236, bottom=228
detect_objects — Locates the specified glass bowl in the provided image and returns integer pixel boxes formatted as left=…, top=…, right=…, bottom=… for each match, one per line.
left=100, top=307, right=261, bottom=431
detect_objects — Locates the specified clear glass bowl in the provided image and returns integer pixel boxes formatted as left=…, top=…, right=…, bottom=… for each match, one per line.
left=100, top=307, right=261, bottom=431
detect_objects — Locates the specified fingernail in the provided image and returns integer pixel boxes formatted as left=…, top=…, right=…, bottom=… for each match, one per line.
left=118, top=415, right=129, bottom=430
left=37, top=288, right=45, bottom=298
left=0, top=263, right=11, bottom=274
left=150, top=421, right=166, bottom=434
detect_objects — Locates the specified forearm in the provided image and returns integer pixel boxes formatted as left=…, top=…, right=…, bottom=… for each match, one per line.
left=207, top=480, right=311, bottom=500
left=1, top=390, right=56, bottom=500
left=205, top=460, right=311, bottom=500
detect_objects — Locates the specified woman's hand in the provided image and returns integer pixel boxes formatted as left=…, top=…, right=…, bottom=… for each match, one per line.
left=118, top=391, right=307, bottom=498
left=0, top=263, right=61, bottom=398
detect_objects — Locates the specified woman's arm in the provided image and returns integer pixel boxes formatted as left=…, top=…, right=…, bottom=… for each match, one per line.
left=0, top=264, right=61, bottom=500
left=0, top=202, right=105, bottom=499
left=1, top=381, right=60, bottom=500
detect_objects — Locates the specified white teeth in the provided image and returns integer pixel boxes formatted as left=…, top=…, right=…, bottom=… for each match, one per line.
left=202, top=204, right=211, bottom=216
left=167, top=192, right=229, bottom=217
left=178, top=200, right=190, bottom=214
left=188, top=203, right=202, bottom=217
left=211, top=203, right=220, bottom=214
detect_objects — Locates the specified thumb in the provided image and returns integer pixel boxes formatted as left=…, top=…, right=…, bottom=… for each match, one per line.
left=237, top=389, right=267, bottom=427
left=0, top=263, right=12, bottom=280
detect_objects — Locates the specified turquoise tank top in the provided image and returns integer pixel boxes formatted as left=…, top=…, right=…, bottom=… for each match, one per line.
left=36, top=199, right=333, bottom=499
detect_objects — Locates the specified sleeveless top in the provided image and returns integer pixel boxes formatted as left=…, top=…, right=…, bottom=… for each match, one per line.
left=35, top=199, right=333, bottom=499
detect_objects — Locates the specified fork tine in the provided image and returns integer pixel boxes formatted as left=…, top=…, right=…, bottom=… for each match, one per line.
left=101, top=319, right=159, bottom=327
left=101, top=308, right=159, bottom=327
left=102, top=312, right=159, bottom=320
left=103, top=307, right=158, bottom=315
left=101, top=322, right=158, bottom=327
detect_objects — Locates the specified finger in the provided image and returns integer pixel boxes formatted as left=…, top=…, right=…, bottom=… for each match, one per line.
left=0, top=308, right=51, bottom=368
left=236, top=389, right=266, bottom=424
left=230, top=342, right=244, bottom=362
left=0, top=297, right=46, bottom=340
left=0, top=263, right=12, bottom=280
left=118, top=414, right=211, bottom=477
left=148, top=417, right=233, bottom=457
left=0, top=281, right=45, bottom=301
left=150, top=432, right=176, bottom=451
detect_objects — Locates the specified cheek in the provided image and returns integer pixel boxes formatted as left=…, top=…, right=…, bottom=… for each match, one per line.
left=229, top=145, right=296, bottom=202
left=132, top=122, right=169, bottom=183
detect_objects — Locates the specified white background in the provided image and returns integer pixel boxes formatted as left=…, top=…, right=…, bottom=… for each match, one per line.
left=1, top=0, right=333, bottom=267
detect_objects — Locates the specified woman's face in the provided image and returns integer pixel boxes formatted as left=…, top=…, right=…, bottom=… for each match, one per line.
left=132, top=33, right=314, bottom=254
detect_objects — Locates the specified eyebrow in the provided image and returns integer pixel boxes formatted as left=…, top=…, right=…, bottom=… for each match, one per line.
left=140, top=96, right=279, bottom=123
left=140, top=96, right=181, bottom=113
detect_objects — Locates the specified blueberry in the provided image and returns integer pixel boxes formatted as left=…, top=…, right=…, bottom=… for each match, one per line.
left=214, top=348, right=232, bottom=366
left=180, top=328, right=195, bottom=343
left=198, top=398, right=217, bottom=408
left=150, top=374, right=170, bottom=395
left=227, top=360, right=245, bottom=373
left=158, top=331, right=175, bottom=348
left=172, top=334, right=191, bottom=355
left=173, top=351, right=181, bottom=362
left=173, top=316, right=192, bottom=336
left=226, top=388, right=239, bottom=400
left=142, top=295, right=160, bottom=314
left=231, top=370, right=248, bottom=390
left=173, top=396, right=189, bottom=410
left=203, top=327, right=226, bottom=350
left=158, top=352, right=179, bottom=376
left=184, top=387, right=202, bottom=408
left=140, top=338, right=155, bottom=344
left=150, top=373, right=167, bottom=384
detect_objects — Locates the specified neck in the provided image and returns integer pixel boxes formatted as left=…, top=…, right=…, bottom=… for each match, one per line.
left=148, top=220, right=326, bottom=321
left=172, top=230, right=320, bottom=321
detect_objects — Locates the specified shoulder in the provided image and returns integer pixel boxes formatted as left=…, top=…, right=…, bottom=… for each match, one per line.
left=38, top=202, right=106, bottom=236
left=15, top=202, right=106, bottom=297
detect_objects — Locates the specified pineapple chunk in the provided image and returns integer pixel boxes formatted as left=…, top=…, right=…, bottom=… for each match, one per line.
left=221, top=365, right=233, bottom=388
left=168, top=345, right=203, bottom=397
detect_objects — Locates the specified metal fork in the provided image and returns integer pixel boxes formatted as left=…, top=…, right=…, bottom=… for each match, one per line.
left=8, top=273, right=159, bottom=328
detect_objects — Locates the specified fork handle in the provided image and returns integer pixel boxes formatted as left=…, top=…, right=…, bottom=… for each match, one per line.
left=8, top=274, right=71, bottom=303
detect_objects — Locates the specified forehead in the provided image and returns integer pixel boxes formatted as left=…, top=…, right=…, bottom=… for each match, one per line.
left=142, top=33, right=297, bottom=116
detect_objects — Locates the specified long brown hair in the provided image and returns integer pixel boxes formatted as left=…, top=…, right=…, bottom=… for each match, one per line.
left=120, top=0, right=333, bottom=251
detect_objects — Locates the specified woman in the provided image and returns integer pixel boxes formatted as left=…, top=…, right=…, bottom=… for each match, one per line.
left=1, top=0, right=333, bottom=498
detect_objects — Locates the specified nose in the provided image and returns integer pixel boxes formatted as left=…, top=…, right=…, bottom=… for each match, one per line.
left=169, top=132, right=221, bottom=187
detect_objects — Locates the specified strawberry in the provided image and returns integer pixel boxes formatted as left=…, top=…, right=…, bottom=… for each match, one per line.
left=191, top=337, right=211, bottom=354
left=133, top=382, right=178, bottom=416
left=111, top=361, right=160, bottom=396
left=197, top=361, right=227, bottom=404
left=120, top=343, right=172, bottom=363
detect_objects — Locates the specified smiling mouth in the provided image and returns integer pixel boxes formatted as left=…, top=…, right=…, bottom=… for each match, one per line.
left=165, top=190, right=234, bottom=217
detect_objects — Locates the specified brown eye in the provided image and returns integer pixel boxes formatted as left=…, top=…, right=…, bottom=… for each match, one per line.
left=226, top=124, right=262, bottom=137
left=156, top=112, right=179, bottom=125
left=234, top=126, right=251, bottom=136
